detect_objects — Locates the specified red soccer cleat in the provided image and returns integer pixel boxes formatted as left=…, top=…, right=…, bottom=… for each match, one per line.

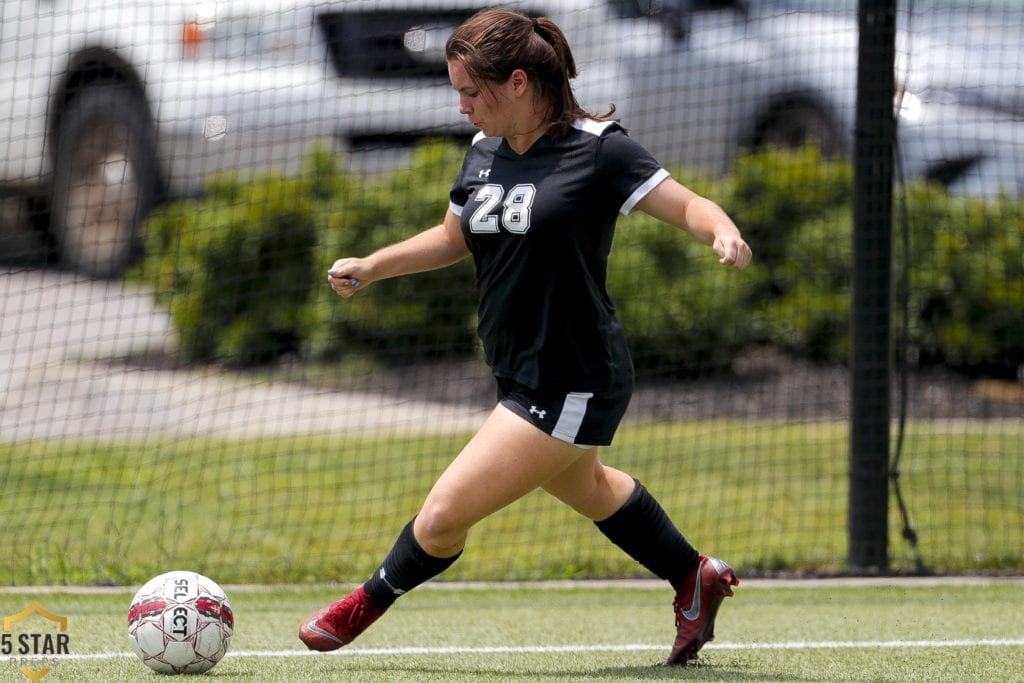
left=299, top=586, right=387, bottom=652
left=667, top=555, right=739, bottom=664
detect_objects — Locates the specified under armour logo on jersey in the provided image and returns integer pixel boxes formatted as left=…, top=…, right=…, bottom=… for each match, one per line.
left=478, top=168, right=491, bottom=178
left=529, top=406, right=547, bottom=420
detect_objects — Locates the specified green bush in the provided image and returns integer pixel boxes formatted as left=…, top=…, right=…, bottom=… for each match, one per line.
left=309, top=142, right=479, bottom=363
left=137, top=143, right=479, bottom=367
left=724, top=146, right=853, bottom=278
left=136, top=142, right=1023, bottom=379
left=899, top=185, right=1024, bottom=377
left=606, top=149, right=851, bottom=376
left=717, top=148, right=855, bottom=364
left=750, top=171, right=1024, bottom=376
left=766, top=208, right=853, bottom=363
left=610, top=211, right=763, bottom=376
left=137, top=174, right=319, bottom=365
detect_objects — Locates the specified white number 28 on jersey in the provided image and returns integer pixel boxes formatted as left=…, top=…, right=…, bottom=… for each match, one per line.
left=469, top=183, right=537, bottom=235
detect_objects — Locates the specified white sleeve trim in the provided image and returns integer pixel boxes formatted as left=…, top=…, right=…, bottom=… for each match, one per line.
left=572, top=118, right=618, bottom=137
left=620, top=168, right=670, bottom=216
left=449, top=200, right=465, bottom=217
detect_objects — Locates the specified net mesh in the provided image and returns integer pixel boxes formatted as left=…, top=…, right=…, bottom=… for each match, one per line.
left=0, top=0, right=1021, bottom=586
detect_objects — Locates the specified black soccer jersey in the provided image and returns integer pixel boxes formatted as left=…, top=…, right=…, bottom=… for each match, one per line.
left=449, top=118, right=670, bottom=393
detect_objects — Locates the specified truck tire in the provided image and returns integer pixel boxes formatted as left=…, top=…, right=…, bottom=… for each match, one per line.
left=50, top=83, right=160, bottom=278
left=758, top=101, right=842, bottom=158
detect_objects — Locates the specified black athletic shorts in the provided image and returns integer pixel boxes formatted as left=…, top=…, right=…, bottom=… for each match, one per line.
left=496, top=375, right=634, bottom=448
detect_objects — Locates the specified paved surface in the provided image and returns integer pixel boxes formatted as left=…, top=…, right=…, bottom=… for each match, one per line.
left=0, top=269, right=488, bottom=441
left=4, top=266, right=1019, bottom=442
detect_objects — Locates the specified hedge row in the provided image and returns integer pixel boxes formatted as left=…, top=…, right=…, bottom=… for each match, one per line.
left=135, top=143, right=1024, bottom=379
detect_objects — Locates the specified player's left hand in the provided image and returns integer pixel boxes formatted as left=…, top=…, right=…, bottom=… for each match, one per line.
left=713, top=235, right=752, bottom=270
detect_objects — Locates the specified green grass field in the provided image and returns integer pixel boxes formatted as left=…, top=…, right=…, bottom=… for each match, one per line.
left=2, top=418, right=1021, bottom=679
left=2, top=420, right=1022, bottom=586
left=2, top=580, right=1022, bottom=681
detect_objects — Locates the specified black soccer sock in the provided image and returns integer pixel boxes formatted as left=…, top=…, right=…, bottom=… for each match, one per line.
left=363, top=518, right=462, bottom=609
left=594, top=479, right=700, bottom=590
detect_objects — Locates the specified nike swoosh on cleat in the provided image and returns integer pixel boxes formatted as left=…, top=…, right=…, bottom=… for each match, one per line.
left=305, top=620, right=344, bottom=644
left=681, top=580, right=701, bottom=621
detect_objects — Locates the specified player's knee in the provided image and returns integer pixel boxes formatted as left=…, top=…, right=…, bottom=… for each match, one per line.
left=415, top=499, right=469, bottom=557
left=562, top=487, right=604, bottom=518
left=548, top=464, right=631, bottom=520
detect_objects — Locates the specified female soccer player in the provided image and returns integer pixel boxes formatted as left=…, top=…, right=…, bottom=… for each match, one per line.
left=300, top=8, right=751, bottom=665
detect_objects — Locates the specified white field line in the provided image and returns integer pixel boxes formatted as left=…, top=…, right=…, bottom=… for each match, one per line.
left=4, top=575, right=1024, bottom=595
left=4, top=639, right=1023, bottom=663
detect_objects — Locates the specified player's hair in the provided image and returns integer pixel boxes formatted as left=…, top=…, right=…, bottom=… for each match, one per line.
left=445, top=9, right=617, bottom=138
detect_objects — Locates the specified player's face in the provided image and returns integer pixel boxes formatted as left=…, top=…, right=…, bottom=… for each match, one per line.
left=448, top=60, right=515, bottom=138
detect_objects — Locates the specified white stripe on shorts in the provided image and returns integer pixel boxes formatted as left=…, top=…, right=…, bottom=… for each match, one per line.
left=551, top=392, right=595, bottom=445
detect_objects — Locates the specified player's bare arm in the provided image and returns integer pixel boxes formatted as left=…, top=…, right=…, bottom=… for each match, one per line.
left=328, top=209, right=470, bottom=297
left=637, top=178, right=752, bottom=270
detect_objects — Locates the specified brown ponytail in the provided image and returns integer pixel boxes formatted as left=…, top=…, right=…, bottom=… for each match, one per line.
left=445, top=9, right=615, bottom=138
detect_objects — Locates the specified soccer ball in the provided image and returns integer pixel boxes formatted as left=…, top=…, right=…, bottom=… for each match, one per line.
left=127, top=570, right=234, bottom=674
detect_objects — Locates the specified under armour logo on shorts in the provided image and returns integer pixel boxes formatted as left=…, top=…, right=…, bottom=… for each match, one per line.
left=529, top=405, right=547, bottom=420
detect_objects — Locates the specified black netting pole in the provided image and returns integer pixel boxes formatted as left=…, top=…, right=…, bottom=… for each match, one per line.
left=849, top=0, right=897, bottom=572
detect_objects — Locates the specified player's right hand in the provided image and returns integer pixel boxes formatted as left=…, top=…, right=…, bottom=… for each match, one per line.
left=327, top=258, right=368, bottom=298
